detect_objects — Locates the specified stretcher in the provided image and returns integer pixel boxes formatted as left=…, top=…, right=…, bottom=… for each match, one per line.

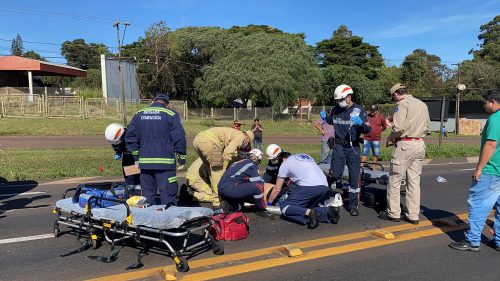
left=319, top=162, right=408, bottom=210
left=53, top=183, right=224, bottom=272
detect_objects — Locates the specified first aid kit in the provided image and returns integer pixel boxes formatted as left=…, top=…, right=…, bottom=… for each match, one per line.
left=210, top=212, right=249, bottom=241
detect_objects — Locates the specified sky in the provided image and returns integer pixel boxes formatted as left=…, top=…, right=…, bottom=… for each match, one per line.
left=0, top=0, right=498, bottom=67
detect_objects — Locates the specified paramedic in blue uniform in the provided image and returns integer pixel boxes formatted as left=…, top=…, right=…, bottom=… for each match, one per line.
left=125, top=93, right=187, bottom=207
left=267, top=153, right=340, bottom=229
left=218, top=149, right=266, bottom=213
left=326, top=85, right=370, bottom=216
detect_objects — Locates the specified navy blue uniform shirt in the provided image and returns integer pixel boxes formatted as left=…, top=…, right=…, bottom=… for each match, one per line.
left=326, top=103, right=371, bottom=142
left=125, top=102, right=187, bottom=170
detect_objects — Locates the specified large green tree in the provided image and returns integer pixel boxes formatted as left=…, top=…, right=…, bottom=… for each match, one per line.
left=10, top=34, right=24, bottom=56
left=400, top=49, right=451, bottom=97
left=316, top=25, right=384, bottom=79
left=471, top=15, right=500, bottom=63
left=61, top=39, right=110, bottom=70
left=23, top=50, right=45, bottom=61
left=193, top=26, right=322, bottom=110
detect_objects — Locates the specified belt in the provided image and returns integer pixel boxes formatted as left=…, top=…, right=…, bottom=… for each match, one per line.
left=401, top=137, right=423, bottom=141
left=334, top=138, right=360, bottom=146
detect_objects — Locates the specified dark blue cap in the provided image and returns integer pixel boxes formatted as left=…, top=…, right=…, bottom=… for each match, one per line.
left=153, top=93, right=170, bottom=103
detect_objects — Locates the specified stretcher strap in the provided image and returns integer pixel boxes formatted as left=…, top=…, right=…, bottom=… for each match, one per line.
left=126, top=245, right=150, bottom=270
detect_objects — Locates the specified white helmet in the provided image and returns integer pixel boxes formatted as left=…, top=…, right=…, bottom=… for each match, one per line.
left=105, top=123, right=125, bottom=145
left=249, top=149, right=263, bottom=163
left=266, top=144, right=282, bottom=160
left=334, top=84, right=354, bottom=100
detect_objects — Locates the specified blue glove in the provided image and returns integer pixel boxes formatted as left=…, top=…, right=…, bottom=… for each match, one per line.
left=351, top=116, right=362, bottom=126
left=178, top=158, right=186, bottom=166
left=114, top=153, right=122, bottom=160
left=266, top=202, right=273, bottom=207
left=319, top=111, right=327, bottom=120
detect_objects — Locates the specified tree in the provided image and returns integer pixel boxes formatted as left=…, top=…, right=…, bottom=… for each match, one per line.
left=400, top=49, right=451, bottom=97
left=61, top=39, right=110, bottom=70
left=10, top=34, right=24, bottom=56
left=316, top=25, right=384, bottom=79
left=193, top=27, right=322, bottom=110
left=471, top=15, right=500, bottom=63
left=23, top=50, right=45, bottom=61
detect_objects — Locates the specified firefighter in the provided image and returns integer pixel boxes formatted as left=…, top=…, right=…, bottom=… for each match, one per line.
left=267, top=153, right=340, bottom=229
left=218, top=149, right=266, bottom=213
left=326, top=85, right=371, bottom=216
left=263, top=144, right=284, bottom=184
left=192, top=127, right=254, bottom=209
left=125, top=93, right=187, bottom=207
left=105, top=123, right=140, bottom=187
left=180, top=144, right=253, bottom=203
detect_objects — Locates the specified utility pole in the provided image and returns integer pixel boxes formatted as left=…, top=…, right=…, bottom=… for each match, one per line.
left=114, top=20, right=129, bottom=126
left=453, top=63, right=461, bottom=135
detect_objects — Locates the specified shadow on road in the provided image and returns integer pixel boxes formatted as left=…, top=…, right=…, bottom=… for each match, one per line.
left=0, top=180, right=45, bottom=219
left=421, top=206, right=466, bottom=243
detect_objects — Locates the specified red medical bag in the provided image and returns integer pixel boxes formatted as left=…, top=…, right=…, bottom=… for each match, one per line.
left=210, top=212, right=249, bottom=241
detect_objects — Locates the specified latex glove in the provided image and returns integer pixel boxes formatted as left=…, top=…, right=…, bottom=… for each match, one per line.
left=178, top=158, right=186, bottom=166
left=177, top=165, right=185, bottom=171
left=114, top=153, right=122, bottom=160
left=134, top=161, right=139, bottom=168
left=320, top=111, right=327, bottom=120
left=351, top=116, right=362, bottom=126
left=266, top=202, right=273, bottom=207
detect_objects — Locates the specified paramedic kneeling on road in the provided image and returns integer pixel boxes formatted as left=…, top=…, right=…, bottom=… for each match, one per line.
left=218, top=149, right=266, bottom=212
left=326, top=85, right=370, bottom=216
left=267, top=153, right=340, bottom=229
left=125, top=93, right=187, bottom=207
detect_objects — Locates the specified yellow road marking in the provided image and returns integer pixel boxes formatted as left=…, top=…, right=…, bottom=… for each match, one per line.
left=87, top=213, right=470, bottom=281
left=182, top=224, right=469, bottom=281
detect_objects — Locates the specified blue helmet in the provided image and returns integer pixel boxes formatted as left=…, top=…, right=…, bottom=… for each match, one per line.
left=153, top=93, right=170, bottom=103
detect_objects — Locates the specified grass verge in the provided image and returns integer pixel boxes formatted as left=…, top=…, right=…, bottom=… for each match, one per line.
left=0, top=118, right=319, bottom=137
left=0, top=143, right=480, bottom=182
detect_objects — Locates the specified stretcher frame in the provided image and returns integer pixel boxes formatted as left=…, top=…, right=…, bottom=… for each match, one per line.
left=53, top=186, right=224, bottom=272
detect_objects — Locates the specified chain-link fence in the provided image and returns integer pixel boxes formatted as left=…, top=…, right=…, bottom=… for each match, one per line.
left=1, top=94, right=44, bottom=117
left=84, top=98, right=120, bottom=119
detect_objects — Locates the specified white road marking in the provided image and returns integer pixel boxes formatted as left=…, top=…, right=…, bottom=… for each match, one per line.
left=0, top=191, right=47, bottom=198
left=0, top=206, right=52, bottom=213
left=0, top=234, right=53, bottom=245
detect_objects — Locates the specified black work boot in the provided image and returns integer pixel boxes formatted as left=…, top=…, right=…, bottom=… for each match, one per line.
left=307, top=210, right=320, bottom=229
left=449, top=240, right=480, bottom=252
left=378, top=210, right=400, bottom=222
left=327, top=206, right=340, bottom=224
left=350, top=208, right=359, bottom=216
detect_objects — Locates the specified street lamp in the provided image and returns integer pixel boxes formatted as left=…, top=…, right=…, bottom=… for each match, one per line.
left=113, top=20, right=130, bottom=126
left=455, top=77, right=484, bottom=135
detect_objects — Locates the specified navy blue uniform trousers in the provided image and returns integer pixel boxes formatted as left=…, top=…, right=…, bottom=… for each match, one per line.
left=280, top=184, right=329, bottom=225
left=331, top=144, right=361, bottom=211
left=140, top=169, right=178, bottom=207
left=219, top=182, right=265, bottom=210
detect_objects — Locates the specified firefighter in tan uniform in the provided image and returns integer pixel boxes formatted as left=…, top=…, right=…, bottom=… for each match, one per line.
left=183, top=158, right=213, bottom=202
left=378, top=83, right=430, bottom=225
left=192, top=127, right=254, bottom=209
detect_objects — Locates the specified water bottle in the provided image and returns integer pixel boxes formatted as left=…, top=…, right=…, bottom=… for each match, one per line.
left=351, top=107, right=361, bottom=117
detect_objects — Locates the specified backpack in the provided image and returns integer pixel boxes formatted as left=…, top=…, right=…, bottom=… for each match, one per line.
left=72, top=182, right=130, bottom=209
left=210, top=212, right=249, bottom=241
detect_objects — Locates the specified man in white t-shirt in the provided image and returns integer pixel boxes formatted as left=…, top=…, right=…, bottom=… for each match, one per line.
left=267, top=153, right=340, bottom=228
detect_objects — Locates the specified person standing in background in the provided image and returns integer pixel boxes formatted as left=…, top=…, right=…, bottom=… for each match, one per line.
left=361, top=105, right=387, bottom=169
left=251, top=118, right=264, bottom=151
left=313, top=111, right=335, bottom=164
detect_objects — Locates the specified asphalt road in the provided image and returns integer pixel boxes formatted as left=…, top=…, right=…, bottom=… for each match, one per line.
left=1, top=162, right=497, bottom=281
left=0, top=135, right=480, bottom=149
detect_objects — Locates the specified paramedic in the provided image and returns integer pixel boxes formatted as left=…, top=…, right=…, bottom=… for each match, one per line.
left=105, top=123, right=140, bottom=187
left=218, top=149, right=266, bottom=212
left=267, top=153, right=340, bottom=229
left=125, top=93, right=187, bottom=207
left=263, top=144, right=286, bottom=184
left=326, top=84, right=370, bottom=216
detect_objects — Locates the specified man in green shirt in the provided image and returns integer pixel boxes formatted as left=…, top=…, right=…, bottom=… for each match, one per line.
left=449, top=89, right=500, bottom=252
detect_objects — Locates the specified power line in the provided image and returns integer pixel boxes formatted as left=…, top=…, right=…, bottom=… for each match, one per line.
left=0, top=38, right=118, bottom=49
left=0, top=4, right=115, bottom=23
